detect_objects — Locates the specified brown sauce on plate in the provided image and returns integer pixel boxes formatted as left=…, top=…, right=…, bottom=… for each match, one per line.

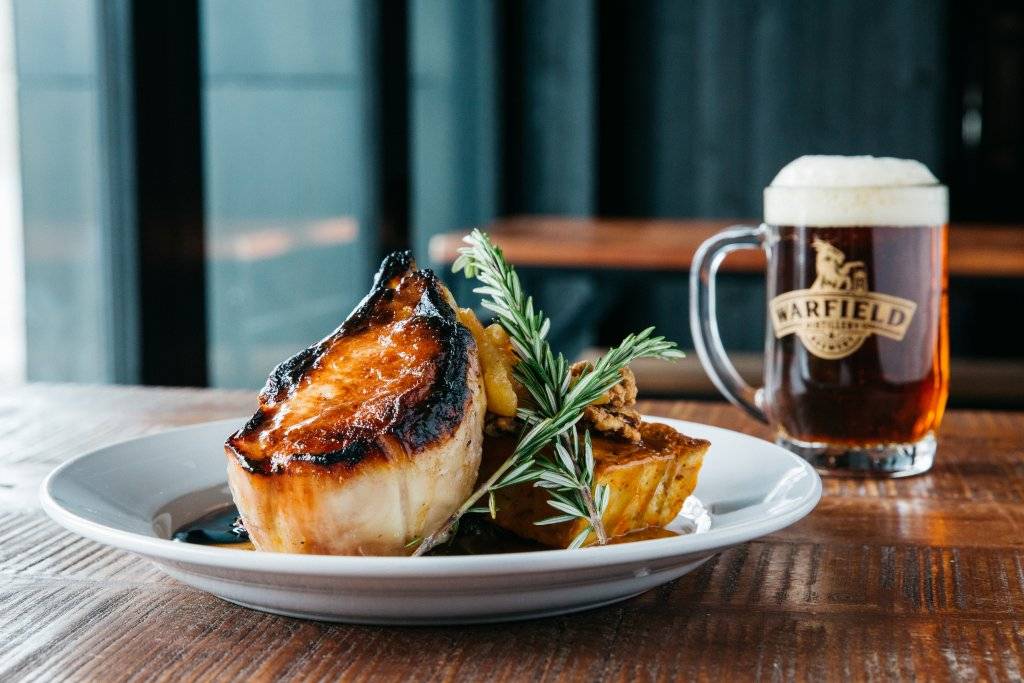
left=172, top=504, right=680, bottom=555
left=171, top=506, right=254, bottom=551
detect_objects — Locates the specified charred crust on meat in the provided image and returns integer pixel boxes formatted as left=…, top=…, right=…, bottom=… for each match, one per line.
left=295, top=438, right=378, bottom=469
left=260, top=250, right=418, bottom=403
left=226, top=251, right=476, bottom=476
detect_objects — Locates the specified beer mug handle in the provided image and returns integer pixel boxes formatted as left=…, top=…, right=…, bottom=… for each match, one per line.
left=689, top=225, right=769, bottom=423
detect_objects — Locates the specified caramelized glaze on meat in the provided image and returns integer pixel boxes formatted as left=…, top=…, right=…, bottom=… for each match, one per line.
left=225, top=251, right=486, bottom=555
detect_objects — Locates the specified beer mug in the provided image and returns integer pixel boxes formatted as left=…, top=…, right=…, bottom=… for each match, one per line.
left=690, top=156, right=948, bottom=477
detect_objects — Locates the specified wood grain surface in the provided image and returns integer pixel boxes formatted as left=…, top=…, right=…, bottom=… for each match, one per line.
left=428, top=217, right=1024, bottom=277
left=2, top=383, right=1024, bottom=681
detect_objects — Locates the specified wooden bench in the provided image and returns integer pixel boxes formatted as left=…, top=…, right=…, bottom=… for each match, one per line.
left=430, top=216, right=1024, bottom=277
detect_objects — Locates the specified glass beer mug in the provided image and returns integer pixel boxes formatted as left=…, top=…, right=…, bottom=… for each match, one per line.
left=690, top=156, right=949, bottom=477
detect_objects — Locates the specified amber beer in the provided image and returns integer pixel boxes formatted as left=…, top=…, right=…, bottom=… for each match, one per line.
left=765, top=224, right=948, bottom=447
left=691, top=155, right=949, bottom=477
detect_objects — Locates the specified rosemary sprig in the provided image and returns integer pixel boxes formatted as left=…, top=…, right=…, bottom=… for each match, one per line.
left=411, top=229, right=682, bottom=555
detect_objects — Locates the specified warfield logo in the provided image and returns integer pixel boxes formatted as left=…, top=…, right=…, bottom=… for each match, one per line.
left=770, top=238, right=917, bottom=359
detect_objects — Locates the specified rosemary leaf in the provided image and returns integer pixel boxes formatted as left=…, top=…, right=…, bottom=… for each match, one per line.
left=546, top=499, right=584, bottom=517
left=568, top=528, right=592, bottom=550
left=534, top=514, right=578, bottom=526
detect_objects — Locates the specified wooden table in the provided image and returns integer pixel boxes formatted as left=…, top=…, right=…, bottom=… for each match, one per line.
left=429, top=216, right=1024, bottom=277
left=3, top=383, right=1024, bottom=681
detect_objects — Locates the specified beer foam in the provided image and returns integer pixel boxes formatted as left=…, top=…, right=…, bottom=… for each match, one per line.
left=764, top=155, right=948, bottom=226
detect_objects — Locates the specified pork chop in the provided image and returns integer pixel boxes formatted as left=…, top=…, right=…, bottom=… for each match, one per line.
left=225, top=251, right=486, bottom=556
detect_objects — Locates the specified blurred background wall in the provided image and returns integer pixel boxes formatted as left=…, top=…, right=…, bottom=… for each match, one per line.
left=0, top=0, right=23, bottom=385
left=1, top=1, right=1021, bottom=403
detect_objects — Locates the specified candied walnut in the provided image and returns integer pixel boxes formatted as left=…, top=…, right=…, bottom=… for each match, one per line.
left=604, top=365, right=638, bottom=407
left=570, top=362, right=638, bottom=407
left=570, top=362, right=643, bottom=443
left=583, top=403, right=642, bottom=443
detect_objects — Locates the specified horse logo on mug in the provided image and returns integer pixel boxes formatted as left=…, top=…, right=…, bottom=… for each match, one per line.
left=770, top=238, right=917, bottom=359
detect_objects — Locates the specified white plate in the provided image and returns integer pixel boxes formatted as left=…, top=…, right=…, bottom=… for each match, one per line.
left=40, top=415, right=820, bottom=624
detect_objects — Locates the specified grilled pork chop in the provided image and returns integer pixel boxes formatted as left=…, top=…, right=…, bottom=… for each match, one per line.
left=225, top=251, right=486, bottom=556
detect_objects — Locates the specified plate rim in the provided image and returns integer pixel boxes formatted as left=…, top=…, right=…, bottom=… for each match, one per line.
left=39, top=415, right=821, bottom=577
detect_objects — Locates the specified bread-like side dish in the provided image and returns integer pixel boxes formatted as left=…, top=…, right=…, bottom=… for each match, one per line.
left=224, top=251, right=486, bottom=556
left=482, top=421, right=710, bottom=547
